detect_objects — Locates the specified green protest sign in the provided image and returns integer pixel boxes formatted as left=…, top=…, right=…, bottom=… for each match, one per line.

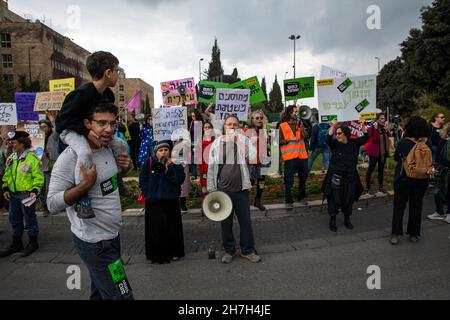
left=230, top=76, right=267, bottom=105
left=283, top=77, right=315, bottom=101
left=198, top=81, right=229, bottom=104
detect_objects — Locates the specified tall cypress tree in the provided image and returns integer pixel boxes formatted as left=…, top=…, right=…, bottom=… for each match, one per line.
left=269, top=75, right=284, bottom=113
left=207, top=38, right=224, bottom=80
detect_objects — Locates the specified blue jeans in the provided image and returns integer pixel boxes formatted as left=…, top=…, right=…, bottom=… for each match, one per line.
left=73, top=234, right=134, bottom=300
left=220, top=191, right=256, bottom=256
left=284, top=158, right=308, bottom=204
left=9, top=192, right=38, bottom=238
left=307, top=147, right=330, bottom=172
left=434, top=188, right=450, bottom=215
left=431, top=145, right=437, bottom=162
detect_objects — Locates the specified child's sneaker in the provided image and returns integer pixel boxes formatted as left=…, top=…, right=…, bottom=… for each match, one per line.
left=75, top=196, right=95, bottom=219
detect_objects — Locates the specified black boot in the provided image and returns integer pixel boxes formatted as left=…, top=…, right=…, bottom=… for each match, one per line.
left=20, top=235, right=39, bottom=257
left=344, top=216, right=354, bottom=230
left=0, top=236, right=24, bottom=257
left=180, top=197, right=188, bottom=213
left=253, top=197, right=266, bottom=211
left=329, top=216, right=337, bottom=232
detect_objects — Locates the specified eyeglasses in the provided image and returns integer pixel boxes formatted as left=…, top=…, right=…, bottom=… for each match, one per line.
left=91, top=120, right=117, bottom=128
left=253, top=117, right=263, bottom=120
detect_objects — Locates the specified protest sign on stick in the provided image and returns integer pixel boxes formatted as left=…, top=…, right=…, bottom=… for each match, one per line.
left=0, top=103, right=18, bottom=126
left=16, top=121, right=45, bottom=159
left=161, top=78, right=197, bottom=107
left=49, top=78, right=75, bottom=96
left=318, top=75, right=377, bottom=123
left=229, top=76, right=266, bottom=105
left=283, top=77, right=315, bottom=101
left=198, top=81, right=229, bottom=104
left=15, top=93, right=39, bottom=121
left=320, top=65, right=354, bottom=80
left=34, top=91, right=65, bottom=112
left=152, top=107, right=188, bottom=141
left=215, top=88, right=250, bottom=121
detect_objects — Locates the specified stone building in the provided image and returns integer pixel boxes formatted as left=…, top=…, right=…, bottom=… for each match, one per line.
left=113, top=78, right=155, bottom=121
left=0, top=0, right=90, bottom=93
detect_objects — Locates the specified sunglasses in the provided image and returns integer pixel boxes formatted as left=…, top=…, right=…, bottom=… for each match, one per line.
left=253, top=117, right=263, bottom=120
left=336, top=132, right=344, bottom=136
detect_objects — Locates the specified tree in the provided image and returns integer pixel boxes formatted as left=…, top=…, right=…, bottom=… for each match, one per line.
left=207, top=38, right=224, bottom=80
left=268, top=75, right=284, bottom=113
left=377, top=57, right=417, bottom=115
left=18, top=74, right=44, bottom=92
left=0, top=78, right=15, bottom=102
left=378, top=0, right=450, bottom=116
left=231, top=68, right=239, bottom=81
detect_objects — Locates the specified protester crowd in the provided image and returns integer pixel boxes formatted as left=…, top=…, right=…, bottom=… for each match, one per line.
left=0, top=51, right=448, bottom=300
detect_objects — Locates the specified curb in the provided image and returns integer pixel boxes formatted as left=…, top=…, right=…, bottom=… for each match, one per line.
left=0, top=191, right=399, bottom=224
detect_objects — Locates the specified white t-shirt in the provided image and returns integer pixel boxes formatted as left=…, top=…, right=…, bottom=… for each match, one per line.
left=47, top=146, right=123, bottom=243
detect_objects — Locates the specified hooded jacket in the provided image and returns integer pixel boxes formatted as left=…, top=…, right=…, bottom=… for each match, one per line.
left=2, top=150, right=44, bottom=195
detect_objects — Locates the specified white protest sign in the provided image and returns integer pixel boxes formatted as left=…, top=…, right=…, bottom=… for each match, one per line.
left=152, top=106, right=188, bottom=141
left=320, top=65, right=354, bottom=80
left=318, top=74, right=377, bottom=123
left=16, top=121, right=45, bottom=159
left=0, top=103, right=18, bottom=126
left=215, top=88, right=250, bottom=121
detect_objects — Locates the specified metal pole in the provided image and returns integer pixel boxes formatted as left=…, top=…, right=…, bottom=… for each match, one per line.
left=28, top=47, right=32, bottom=82
left=293, top=38, right=296, bottom=79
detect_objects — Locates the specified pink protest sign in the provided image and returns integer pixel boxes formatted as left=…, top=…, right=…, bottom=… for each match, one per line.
left=161, top=77, right=197, bottom=107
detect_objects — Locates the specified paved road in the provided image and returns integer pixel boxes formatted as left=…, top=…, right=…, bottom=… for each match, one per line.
left=0, top=192, right=449, bottom=300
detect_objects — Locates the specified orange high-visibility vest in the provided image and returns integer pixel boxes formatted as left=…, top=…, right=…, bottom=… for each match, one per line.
left=280, top=122, right=308, bottom=161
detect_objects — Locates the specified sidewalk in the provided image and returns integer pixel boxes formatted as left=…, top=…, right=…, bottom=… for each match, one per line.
left=0, top=189, right=395, bottom=222
left=0, top=191, right=449, bottom=300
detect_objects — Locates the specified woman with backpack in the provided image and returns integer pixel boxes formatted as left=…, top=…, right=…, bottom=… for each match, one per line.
left=390, top=116, right=434, bottom=245
left=427, top=123, right=450, bottom=224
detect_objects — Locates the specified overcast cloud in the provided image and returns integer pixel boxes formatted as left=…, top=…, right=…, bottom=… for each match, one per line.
left=9, top=0, right=432, bottom=107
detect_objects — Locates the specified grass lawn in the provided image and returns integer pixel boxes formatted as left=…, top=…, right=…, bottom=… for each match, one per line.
left=118, top=154, right=397, bottom=210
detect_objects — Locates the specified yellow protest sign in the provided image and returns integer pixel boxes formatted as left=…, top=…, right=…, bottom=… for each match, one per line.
left=360, top=112, right=376, bottom=120
left=49, top=78, right=75, bottom=96
left=317, top=79, right=334, bottom=87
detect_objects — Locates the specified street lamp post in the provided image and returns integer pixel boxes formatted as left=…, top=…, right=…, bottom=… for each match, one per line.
left=375, top=57, right=380, bottom=74
left=28, top=46, right=36, bottom=82
left=199, top=58, right=204, bottom=81
left=289, top=34, right=301, bottom=78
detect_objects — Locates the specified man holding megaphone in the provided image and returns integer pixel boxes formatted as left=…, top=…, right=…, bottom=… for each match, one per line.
left=207, top=115, right=261, bottom=264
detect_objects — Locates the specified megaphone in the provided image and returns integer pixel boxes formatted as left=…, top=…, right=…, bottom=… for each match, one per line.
left=299, top=105, right=312, bottom=120
left=135, top=113, right=145, bottom=125
left=202, top=191, right=233, bottom=222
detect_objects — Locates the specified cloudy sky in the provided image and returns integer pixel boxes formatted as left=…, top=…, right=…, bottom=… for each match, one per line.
left=9, top=0, right=432, bottom=108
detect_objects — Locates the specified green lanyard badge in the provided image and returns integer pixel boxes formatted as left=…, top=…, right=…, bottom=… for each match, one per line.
left=108, top=259, right=132, bottom=297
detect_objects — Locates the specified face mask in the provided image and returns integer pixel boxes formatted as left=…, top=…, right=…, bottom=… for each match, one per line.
left=293, top=114, right=300, bottom=121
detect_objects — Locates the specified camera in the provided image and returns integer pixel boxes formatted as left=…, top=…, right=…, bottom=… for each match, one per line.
left=391, top=115, right=402, bottom=124
left=152, top=157, right=168, bottom=174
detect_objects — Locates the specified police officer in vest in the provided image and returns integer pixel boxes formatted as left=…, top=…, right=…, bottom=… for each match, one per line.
left=280, top=105, right=310, bottom=211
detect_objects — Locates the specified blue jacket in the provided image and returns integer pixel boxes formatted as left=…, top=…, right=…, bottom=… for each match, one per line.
left=139, top=156, right=186, bottom=203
